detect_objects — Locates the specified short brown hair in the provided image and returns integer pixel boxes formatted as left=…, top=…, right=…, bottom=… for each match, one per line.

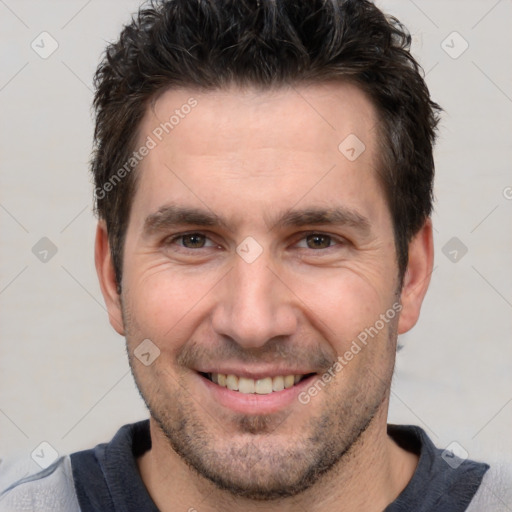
left=91, top=0, right=441, bottom=290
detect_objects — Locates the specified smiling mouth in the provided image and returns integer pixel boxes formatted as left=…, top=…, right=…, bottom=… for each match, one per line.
left=199, top=372, right=315, bottom=395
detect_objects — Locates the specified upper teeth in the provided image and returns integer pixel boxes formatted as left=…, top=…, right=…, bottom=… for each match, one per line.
left=209, top=373, right=304, bottom=394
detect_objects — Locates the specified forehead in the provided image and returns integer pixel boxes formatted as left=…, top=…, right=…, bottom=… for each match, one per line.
left=144, top=81, right=377, bottom=157
left=129, top=82, right=384, bottom=230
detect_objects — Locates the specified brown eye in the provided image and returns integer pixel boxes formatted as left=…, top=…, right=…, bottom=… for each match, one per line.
left=181, top=233, right=206, bottom=248
left=305, top=234, right=332, bottom=249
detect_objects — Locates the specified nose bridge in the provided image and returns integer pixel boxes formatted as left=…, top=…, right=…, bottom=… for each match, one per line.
left=212, top=253, right=296, bottom=348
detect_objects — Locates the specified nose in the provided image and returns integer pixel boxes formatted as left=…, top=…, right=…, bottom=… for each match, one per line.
left=211, top=252, right=298, bottom=349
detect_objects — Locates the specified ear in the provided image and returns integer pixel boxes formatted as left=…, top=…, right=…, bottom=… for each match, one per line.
left=398, top=218, right=434, bottom=334
left=95, top=220, right=125, bottom=335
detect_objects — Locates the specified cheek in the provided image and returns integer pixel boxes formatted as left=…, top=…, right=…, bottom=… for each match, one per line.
left=123, top=261, right=222, bottom=341
left=290, top=266, right=395, bottom=344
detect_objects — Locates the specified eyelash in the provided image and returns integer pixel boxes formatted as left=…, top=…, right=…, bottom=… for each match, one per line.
left=163, top=231, right=346, bottom=252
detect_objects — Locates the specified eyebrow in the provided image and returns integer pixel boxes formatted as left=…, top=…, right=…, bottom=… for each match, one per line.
left=143, top=205, right=230, bottom=236
left=271, top=207, right=371, bottom=235
left=142, top=204, right=372, bottom=237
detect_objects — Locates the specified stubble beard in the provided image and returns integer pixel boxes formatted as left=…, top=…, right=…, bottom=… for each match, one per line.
left=122, top=293, right=397, bottom=501
left=128, top=354, right=393, bottom=501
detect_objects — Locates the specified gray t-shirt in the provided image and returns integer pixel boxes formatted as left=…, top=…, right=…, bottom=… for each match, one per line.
left=0, top=420, right=492, bottom=511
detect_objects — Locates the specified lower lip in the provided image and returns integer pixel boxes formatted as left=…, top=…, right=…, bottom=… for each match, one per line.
left=197, top=373, right=316, bottom=414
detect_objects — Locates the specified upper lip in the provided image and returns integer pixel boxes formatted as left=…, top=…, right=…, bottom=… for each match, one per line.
left=195, top=366, right=316, bottom=380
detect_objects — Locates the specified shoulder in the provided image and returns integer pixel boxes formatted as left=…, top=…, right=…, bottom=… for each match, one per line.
left=466, top=460, right=512, bottom=511
left=0, top=455, right=80, bottom=512
left=387, top=424, right=491, bottom=510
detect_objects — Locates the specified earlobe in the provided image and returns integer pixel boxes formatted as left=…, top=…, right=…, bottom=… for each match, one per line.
left=397, top=219, right=434, bottom=335
left=94, top=220, right=125, bottom=335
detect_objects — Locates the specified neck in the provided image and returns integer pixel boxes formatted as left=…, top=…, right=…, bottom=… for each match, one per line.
left=137, top=403, right=418, bottom=512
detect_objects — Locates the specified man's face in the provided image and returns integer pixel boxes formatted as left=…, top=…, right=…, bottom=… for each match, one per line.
left=106, top=83, right=411, bottom=498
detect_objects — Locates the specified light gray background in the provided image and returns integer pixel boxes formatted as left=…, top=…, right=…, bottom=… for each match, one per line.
left=1, top=0, right=511, bottom=469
